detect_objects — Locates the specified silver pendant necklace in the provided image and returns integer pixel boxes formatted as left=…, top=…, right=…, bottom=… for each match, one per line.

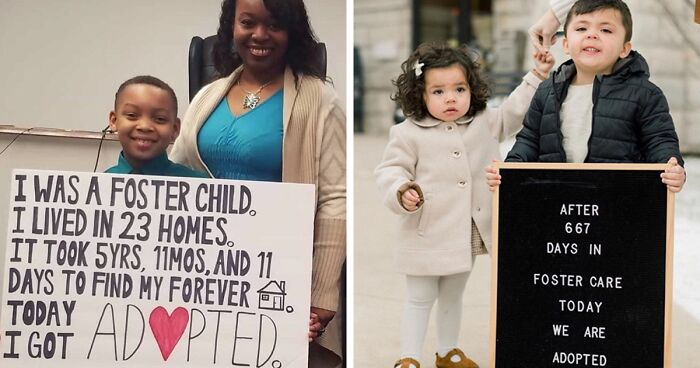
left=238, top=79, right=273, bottom=110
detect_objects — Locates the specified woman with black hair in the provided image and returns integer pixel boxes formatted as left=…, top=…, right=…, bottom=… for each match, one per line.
left=170, top=0, right=346, bottom=366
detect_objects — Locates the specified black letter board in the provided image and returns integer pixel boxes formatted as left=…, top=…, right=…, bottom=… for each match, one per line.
left=490, top=163, right=674, bottom=368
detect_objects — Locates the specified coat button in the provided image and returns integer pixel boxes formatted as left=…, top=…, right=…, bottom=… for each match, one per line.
left=477, top=207, right=481, bottom=211
left=458, top=180, right=466, bottom=187
left=453, top=151, right=461, bottom=158
left=446, top=125, right=453, bottom=131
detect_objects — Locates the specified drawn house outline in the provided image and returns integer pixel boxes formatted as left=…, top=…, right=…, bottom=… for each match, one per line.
left=257, top=280, right=287, bottom=311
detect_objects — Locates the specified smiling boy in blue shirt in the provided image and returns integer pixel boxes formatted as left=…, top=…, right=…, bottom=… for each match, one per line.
left=106, top=75, right=207, bottom=178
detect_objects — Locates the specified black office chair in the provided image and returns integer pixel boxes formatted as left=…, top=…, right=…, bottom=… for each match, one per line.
left=188, top=35, right=219, bottom=101
left=188, top=35, right=328, bottom=101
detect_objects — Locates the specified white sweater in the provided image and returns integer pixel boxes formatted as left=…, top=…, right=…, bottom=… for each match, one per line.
left=551, top=0, right=577, bottom=24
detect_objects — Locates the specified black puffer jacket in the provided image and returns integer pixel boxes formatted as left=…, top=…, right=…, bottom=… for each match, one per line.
left=506, top=51, right=683, bottom=166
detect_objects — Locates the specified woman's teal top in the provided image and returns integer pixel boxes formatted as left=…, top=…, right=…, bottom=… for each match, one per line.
left=197, top=89, right=283, bottom=182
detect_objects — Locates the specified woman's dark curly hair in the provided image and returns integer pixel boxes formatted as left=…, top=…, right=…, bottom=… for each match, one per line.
left=392, top=42, right=490, bottom=120
left=213, top=0, right=326, bottom=80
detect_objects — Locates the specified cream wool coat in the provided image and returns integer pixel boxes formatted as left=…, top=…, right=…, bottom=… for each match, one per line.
left=170, top=66, right=346, bottom=366
left=375, top=72, right=541, bottom=276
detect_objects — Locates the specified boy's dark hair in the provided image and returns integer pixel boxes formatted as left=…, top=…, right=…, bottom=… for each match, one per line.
left=392, top=42, right=489, bottom=121
left=564, top=0, right=633, bottom=43
left=115, top=75, right=178, bottom=115
left=213, top=0, right=326, bottom=80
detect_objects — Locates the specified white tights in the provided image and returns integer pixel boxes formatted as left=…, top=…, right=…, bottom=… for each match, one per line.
left=400, top=271, right=471, bottom=360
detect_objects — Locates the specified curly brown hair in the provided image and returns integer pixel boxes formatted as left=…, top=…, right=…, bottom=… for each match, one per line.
left=392, top=42, right=490, bottom=121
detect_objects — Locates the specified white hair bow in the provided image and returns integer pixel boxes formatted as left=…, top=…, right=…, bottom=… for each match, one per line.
left=414, top=60, right=424, bottom=77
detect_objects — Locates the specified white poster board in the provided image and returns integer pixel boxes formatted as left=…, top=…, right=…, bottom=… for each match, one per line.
left=0, top=170, right=315, bottom=367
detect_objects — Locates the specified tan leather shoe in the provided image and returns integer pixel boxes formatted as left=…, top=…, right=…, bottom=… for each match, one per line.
left=394, top=357, right=420, bottom=368
left=435, top=348, right=478, bottom=368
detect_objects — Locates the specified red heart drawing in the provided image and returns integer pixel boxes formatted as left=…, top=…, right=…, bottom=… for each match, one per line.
left=149, top=306, right=189, bottom=361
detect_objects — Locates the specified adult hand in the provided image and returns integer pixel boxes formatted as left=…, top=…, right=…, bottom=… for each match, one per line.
left=308, top=312, right=323, bottom=342
left=401, top=188, right=421, bottom=211
left=661, top=157, right=685, bottom=193
left=309, top=307, right=336, bottom=342
left=529, top=9, right=561, bottom=54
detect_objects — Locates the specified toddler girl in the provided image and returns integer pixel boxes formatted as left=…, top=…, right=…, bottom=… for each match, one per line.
left=375, top=42, right=553, bottom=368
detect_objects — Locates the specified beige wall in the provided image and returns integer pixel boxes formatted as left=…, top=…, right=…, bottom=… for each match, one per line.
left=0, top=0, right=346, bottom=132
